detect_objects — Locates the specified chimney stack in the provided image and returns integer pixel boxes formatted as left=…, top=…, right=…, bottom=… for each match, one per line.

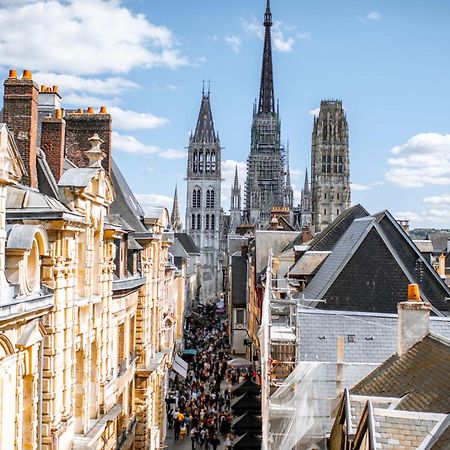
left=40, top=109, right=65, bottom=182
left=65, top=107, right=112, bottom=173
left=2, top=69, right=39, bottom=187
left=38, top=83, right=62, bottom=142
left=397, top=284, right=430, bottom=356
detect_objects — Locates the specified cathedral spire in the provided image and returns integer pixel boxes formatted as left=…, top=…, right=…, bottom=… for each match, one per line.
left=304, top=167, right=310, bottom=192
left=258, top=0, right=275, bottom=114
left=193, top=87, right=217, bottom=144
left=171, top=185, right=182, bottom=232
left=233, top=165, right=239, bottom=189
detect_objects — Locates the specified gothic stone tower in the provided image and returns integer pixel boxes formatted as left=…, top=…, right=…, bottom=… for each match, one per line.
left=311, top=100, right=350, bottom=232
left=185, top=89, right=222, bottom=301
left=245, top=0, right=290, bottom=228
left=300, top=168, right=312, bottom=228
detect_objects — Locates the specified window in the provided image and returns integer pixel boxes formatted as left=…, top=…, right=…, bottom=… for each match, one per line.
left=337, top=209, right=340, bottom=215
left=199, top=152, right=204, bottom=172
left=193, top=151, right=198, bottom=173
left=205, top=214, right=210, bottom=230
left=324, top=208, right=327, bottom=215
left=196, top=214, right=201, bottom=230
left=205, top=152, right=211, bottom=173
left=235, top=309, right=246, bottom=325
left=211, top=153, right=216, bottom=172
left=324, top=193, right=327, bottom=200
left=192, top=188, right=201, bottom=208
left=337, top=193, right=340, bottom=200
left=211, top=214, right=215, bottom=230
left=191, top=214, right=195, bottom=230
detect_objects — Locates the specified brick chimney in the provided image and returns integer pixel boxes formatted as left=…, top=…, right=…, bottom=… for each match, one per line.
left=397, top=283, right=430, bottom=356
left=40, top=109, right=65, bottom=182
left=38, top=84, right=62, bottom=142
left=2, top=69, right=39, bottom=187
left=65, top=107, right=112, bottom=173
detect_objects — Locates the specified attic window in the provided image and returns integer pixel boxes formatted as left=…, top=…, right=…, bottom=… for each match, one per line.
left=347, top=335, right=356, bottom=343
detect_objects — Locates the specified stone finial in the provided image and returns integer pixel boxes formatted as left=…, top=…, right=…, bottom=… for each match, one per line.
left=85, top=133, right=105, bottom=168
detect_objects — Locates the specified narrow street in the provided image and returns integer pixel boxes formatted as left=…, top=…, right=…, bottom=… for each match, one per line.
left=164, top=302, right=238, bottom=450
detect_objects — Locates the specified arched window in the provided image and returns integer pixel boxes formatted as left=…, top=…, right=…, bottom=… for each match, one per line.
left=211, top=214, right=215, bottom=230
left=191, top=214, right=195, bottom=230
left=211, top=152, right=216, bottom=173
left=192, top=188, right=201, bottom=208
left=196, top=214, right=201, bottom=230
left=210, top=190, right=215, bottom=208
left=199, top=152, right=204, bottom=172
left=206, top=152, right=211, bottom=173
left=193, top=151, right=198, bottom=173
left=205, top=214, right=210, bottom=230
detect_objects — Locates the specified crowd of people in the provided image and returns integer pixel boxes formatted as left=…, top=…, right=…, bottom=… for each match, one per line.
left=166, top=303, right=236, bottom=449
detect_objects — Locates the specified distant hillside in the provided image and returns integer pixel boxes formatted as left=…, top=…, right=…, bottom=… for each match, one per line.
left=410, top=228, right=450, bottom=240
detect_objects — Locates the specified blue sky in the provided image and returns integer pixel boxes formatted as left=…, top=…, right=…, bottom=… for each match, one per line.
left=1, top=0, right=450, bottom=227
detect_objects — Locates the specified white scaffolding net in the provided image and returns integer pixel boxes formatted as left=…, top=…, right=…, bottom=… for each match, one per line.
left=267, top=361, right=377, bottom=450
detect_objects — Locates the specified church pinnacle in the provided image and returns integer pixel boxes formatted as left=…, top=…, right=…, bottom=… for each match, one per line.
left=171, top=185, right=182, bottom=232
left=258, top=0, right=275, bottom=114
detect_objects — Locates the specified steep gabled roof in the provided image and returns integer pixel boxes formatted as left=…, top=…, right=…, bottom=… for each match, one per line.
left=109, top=158, right=147, bottom=233
left=175, top=233, right=200, bottom=255
left=309, top=204, right=370, bottom=252
left=352, top=334, right=450, bottom=413
left=301, top=211, right=450, bottom=315
left=283, top=204, right=369, bottom=253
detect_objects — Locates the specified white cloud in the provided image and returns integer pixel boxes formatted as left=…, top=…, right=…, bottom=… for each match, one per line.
left=158, top=149, right=187, bottom=160
left=351, top=181, right=384, bottom=191
left=33, top=72, right=138, bottom=95
left=240, top=17, right=308, bottom=53
left=290, top=168, right=302, bottom=180
left=423, top=193, right=450, bottom=206
left=166, top=84, right=177, bottom=91
left=385, top=133, right=450, bottom=187
left=309, top=107, right=320, bottom=117
left=0, top=0, right=188, bottom=76
left=109, top=106, right=169, bottom=130
left=135, top=193, right=173, bottom=210
left=225, top=35, right=241, bottom=54
left=63, top=92, right=122, bottom=107
left=360, top=11, right=382, bottom=23
left=112, top=131, right=159, bottom=154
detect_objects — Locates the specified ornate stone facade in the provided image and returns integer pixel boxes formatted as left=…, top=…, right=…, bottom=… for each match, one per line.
left=311, top=100, right=350, bottom=233
left=185, top=89, right=222, bottom=302
left=0, top=69, right=187, bottom=450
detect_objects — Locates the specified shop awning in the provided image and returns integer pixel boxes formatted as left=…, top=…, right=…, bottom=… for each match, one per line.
left=183, top=349, right=198, bottom=356
left=172, top=354, right=188, bottom=378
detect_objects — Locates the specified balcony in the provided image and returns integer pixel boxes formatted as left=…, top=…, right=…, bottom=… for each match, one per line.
left=117, top=359, right=127, bottom=377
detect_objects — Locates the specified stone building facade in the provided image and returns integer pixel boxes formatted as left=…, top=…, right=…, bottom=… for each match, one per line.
left=311, top=100, right=350, bottom=233
left=0, top=69, right=187, bottom=450
left=185, top=89, right=222, bottom=302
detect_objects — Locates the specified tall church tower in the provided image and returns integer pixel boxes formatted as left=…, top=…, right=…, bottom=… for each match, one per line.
left=311, top=100, right=350, bottom=232
left=171, top=185, right=182, bottom=232
left=299, top=168, right=312, bottom=227
left=185, top=88, right=222, bottom=301
left=245, top=0, right=289, bottom=228
left=230, top=166, right=242, bottom=233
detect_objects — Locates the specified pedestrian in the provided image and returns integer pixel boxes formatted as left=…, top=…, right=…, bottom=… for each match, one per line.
left=225, top=433, right=233, bottom=450
left=211, top=433, right=220, bottom=450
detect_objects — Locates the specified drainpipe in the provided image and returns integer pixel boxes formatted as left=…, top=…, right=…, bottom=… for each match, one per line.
left=38, top=323, right=44, bottom=450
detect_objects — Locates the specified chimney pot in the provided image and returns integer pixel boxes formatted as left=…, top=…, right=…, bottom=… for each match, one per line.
left=22, top=69, right=32, bottom=80
left=8, top=69, right=17, bottom=79
left=41, top=84, right=46, bottom=92
left=52, top=85, right=58, bottom=93
left=55, top=109, right=62, bottom=120
left=99, top=106, right=107, bottom=114
left=87, top=106, right=94, bottom=114
left=407, top=283, right=420, bottom=302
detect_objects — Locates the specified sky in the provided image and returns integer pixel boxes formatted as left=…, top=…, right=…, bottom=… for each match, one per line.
left=1, top=0, right=450, bottom=228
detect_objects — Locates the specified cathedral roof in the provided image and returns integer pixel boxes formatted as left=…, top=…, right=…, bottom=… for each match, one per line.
left=192, top=91, right=218, bottom=144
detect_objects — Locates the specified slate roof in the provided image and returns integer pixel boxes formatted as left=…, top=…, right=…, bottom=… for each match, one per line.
left=298, top=309, right=450, bottom=363
left=36, top=148, right=58, bottom=198
left=309, top=204, right=370, bottom=252
left=175, top=233, right=200, bottom=255
left=231, top=254, right=247, bottom=307
left=231, top=412, right=262, bottom=434
left=58, top=167, right=99, bottom=188
left=169, top=238, right=190, bottom=259
left=301, top=211, right=450, bottom=315
left=352, top=334, right=450, bottom=413
left=231, top=392, right=261, bottom=413
left=430, top=232, right=450, bottom=253
left=289, top=251, right=330, bottom=277
left=110, top=159, right=147, bottom=233
left=233, top=432, right=262, bottom=449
